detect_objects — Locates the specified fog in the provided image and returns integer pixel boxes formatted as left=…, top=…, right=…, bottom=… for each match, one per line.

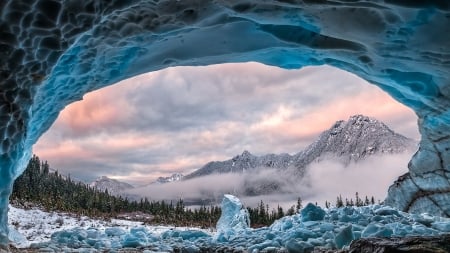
left=126, top=153, right=413, bottom=210
left=298, top=153, right=413, bottom=205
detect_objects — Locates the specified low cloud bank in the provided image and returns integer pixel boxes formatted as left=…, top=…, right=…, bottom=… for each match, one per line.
left=298, top=153, right=412, bottom=205
left=126, top=153, right=412, bottom=209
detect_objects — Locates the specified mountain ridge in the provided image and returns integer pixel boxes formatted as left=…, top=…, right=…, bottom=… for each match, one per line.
left=153, top=173, right=184, bottom=184
left=90, top=176, right=134, bottom=196
left=184, top=115, right=417, bottom=180
left=94, top=115, right=417, bottom=201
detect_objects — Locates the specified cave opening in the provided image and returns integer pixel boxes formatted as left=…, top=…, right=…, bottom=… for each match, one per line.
left=32, top=63, right=418, bottom=209
left=0, top=0, right=449, bottom=248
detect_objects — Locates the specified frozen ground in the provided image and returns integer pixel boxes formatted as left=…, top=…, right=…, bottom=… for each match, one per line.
left=8, top=205, right=212, bottom=249
left=7, top=195, right=450, bottom=252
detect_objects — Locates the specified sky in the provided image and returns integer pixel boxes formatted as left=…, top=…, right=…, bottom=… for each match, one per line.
left=33, top=63, right=419, bottom=185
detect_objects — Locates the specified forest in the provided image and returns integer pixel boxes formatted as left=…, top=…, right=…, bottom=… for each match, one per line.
left=11, top=155, right=376, bottom=228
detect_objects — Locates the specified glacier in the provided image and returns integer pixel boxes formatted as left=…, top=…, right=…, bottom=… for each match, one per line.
left=0, top=0, right=449, bottom=247
left=22, top=195, right=450, bottom=252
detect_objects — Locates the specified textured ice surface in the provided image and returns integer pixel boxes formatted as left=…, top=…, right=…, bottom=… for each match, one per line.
left=216, top=194, right=250, bottom=242
left=301, top=203, right=326, bottom=222
left=0, top=0, right=450, bottom=245
left=23, top=199, right=450, bottom=252
left=7, top=204, right=209, bottom=249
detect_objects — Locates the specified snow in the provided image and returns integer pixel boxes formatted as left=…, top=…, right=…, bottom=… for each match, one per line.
left=8, top=195, right=450, bottom=251
left=154, top=173, right=184, bottom=184
left=7, top=205, right=211, bottom=249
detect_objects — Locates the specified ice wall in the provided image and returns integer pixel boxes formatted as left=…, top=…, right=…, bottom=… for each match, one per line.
left=0, top=0, right=449, bottom=247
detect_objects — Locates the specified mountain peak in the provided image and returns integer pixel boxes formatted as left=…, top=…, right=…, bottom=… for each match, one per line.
left=241, top=150, right=252, bottom=156
left=90, top=176, right=134, bottom=196
left=185, top=115, right=417, bottom=180
left=349, top=114, right=371, bottom=121
left=154, top=173, right=184, bottom=184
left=300, top=114, right=417, bottom=165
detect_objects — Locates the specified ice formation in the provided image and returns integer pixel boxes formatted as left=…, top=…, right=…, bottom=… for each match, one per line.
left=215, top=194, right=250, bottom=242
left=21, top=197, right=450, bottom=252
left=0, top=0, right=449, bottom=246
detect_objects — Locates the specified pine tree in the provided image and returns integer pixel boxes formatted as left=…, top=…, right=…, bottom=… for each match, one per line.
left=364, top=196, right=370, bottom=206
left=336, top=195, right=344, bottom=208
left=355, top=192, right=363, bottom=207
left=276, top=205, right=284, bottom=219
left=296, top=197, right=303, bottom=212
left=286, top=205, right=295, bottom=216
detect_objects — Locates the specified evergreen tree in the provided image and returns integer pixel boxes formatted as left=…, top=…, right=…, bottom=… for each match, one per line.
left=355, top=192, right=363, bottom=207
left=336, top=195, right=344, bottom=208
left=364, top=196, right=370, bottom=206
left=296, top=197, right=303, bottom=212
left=286, top=205, right=295, bottom=216
left=276, top=205, right=284, bottom=219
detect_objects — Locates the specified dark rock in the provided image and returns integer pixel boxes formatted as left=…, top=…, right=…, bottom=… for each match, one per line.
left=348, top=235, right=450, bottom=253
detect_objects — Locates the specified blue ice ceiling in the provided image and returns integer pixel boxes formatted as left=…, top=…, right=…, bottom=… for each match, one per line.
left=0, top=0, right=449, bottom=246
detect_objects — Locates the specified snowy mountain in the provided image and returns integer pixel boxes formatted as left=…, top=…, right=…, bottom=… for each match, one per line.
left=185, top=115, right=417, bottom=180
left=184, top=151, right=293, bottom=180
left=90, top=176, right=134, bottom=196
left=153, top=173, right=184, bottom=184
left=291, top=114, right=417, bottom=172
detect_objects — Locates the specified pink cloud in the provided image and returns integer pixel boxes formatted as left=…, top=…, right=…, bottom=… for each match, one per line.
left=250, top=87, right=418, bottom=147
left=54, top=87, right=134, bottom=135
left=34, top=140, right=93, bottom=161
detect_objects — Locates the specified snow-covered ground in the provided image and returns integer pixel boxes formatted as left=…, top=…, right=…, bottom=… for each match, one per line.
left=8, top=205, right=212, bottom=249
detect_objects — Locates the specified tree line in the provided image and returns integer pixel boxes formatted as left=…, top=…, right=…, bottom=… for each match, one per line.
left=330, top=192, right=378, bottom=209
left=10, top=155, right=379, bottom=228
left=10, top=155, right=298, bottom=228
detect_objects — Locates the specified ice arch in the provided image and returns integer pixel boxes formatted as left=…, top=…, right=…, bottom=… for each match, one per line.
left=0, top=0, right=449, bottom=246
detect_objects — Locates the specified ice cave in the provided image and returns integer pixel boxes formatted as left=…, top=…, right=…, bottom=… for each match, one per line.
left=0, top=0, right=449, bottom=248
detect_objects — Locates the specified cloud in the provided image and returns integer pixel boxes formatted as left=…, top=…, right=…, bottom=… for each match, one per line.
left=33, top=63, right=419, bottom=183
left=298, top=153, right=413, bottom=206
left=125, top=168, right=298, bottom=205
left=124, top=153, right=412, bottom=210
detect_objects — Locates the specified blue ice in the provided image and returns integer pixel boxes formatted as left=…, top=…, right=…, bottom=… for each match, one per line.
left=22, top=195, right=450, bottom=252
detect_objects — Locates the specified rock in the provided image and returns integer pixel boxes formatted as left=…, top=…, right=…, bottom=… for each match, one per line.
left=348, top=234, right=450, bottom=253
